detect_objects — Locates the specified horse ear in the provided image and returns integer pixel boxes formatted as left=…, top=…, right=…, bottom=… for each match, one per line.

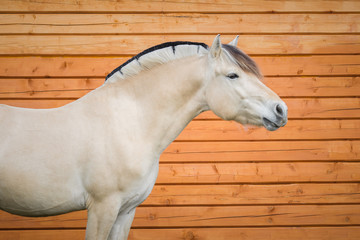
left=210, top=34, right=222, bottom=58
left=228, top=35, right=239, bottom=46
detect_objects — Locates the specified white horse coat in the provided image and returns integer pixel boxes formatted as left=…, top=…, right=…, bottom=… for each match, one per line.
left=0, top=35, right=287, bottom=239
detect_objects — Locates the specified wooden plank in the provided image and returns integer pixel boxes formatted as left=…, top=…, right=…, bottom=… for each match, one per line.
left=162, top=140, right=360, bottom=162
left=0, top=56, right=125, bottom=78
left=156, top=163, right=360, bottom=184
left=0, top=77, right=358, bottom=98
left=0, top=78, right=103, bottom=98
left=0, top=0, right=359, bottom=13
left=284, top=98, right=360, bottom=119
left=1, top=227, right=360, bottom=240
left=0, top=229, right=85, bottom=240
left=1, top=35, right=360, bottom=55
left=1, top=98, right=359, bottom=119
left=129, top=227, right=360, bottom=240
left=0, top=210, right=87, bottom=229
left=178, top=120, right=360, bottom=141
left=0, top=56, right=358, bottom=77
left=0, top=14, right=359, bottom=34
left=1, top=205, right=360, bottom=229
left=132, top=205, right=360, bottom=227
left=133, top=205, right=360, bottom=227
left=265, top=77, right=360, bottom=97
left=146, top=183, right=360, bottom=205
left=258, top=55, right=360, bottom=76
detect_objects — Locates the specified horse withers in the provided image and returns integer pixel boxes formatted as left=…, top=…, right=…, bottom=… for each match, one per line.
left=0, top=35, right=287, bottom=240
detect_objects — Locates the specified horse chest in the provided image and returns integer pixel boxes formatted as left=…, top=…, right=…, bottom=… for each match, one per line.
left=119, top=159, right=159, bottom=213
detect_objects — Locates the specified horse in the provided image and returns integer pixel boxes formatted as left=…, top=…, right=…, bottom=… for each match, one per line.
left=0, top=35, right=287, bottom=240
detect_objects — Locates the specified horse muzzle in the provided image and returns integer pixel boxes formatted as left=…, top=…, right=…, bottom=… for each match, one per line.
left=262, top=102, right=288, bottom=131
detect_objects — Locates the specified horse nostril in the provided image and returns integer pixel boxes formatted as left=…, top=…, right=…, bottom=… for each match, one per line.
left=275, top=104, right=284, bottom=117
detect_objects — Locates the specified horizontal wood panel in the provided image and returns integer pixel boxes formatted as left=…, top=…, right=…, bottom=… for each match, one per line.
left=1, top=77, right=358, bottom=98
left=1, top=227, right=360, bottom=240
left=156, top=163, right=360, bottom=184
left=284, top=98, right=360, bottom=119
left=0, top=55, right=359, bottom=77
left=133, top=205, right=360, bottom=227
left=0, top=210, right=87, bottom=229
left=0, top=14, right=359, bottom=34
left=0, top=78, right=102, bottom=98
left=163, top=140, right=360, bottom=162
left=146, top=183, right=360, bottom=205
left=265, top=77, right=360, bottom=97
left=1, top=0, right=359, bottom=13
left=178, top=120, right=360, bottom=141
left=1, top=98, right=359, bottom=119
left=133, top=227, right=360, bottom=240
left=258, top=55, right=360, bottom=76
left=2, top=205, right=360, bottom=228
left=0, top=229, right=86, bottom=240
left=2, top=35, right=360, bottom=55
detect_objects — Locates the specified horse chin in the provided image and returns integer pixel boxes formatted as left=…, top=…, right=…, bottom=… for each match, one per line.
left=262, top=117, right=281, bottom=131
left=234, top=115, right=282, bottom=131
left=234, top=116, right=263, bottom=129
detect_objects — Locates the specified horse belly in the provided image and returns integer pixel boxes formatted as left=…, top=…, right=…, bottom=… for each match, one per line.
left=0, top=141, right=86, bottom=217
left=0, top=106, right=88, bottom=216
left=0, top=165, right=86, bottom=217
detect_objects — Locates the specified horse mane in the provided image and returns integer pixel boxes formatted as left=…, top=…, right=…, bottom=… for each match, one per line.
left=105, top=41, right=209, bottom=82
left=105, top=40, right=262, bottom=82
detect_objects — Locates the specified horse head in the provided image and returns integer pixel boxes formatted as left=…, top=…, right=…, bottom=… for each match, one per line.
left=205, top=35, right=287, bottom=131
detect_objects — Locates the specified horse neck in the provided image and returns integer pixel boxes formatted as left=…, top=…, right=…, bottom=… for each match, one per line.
left=109, top=55, right=209, bottom=154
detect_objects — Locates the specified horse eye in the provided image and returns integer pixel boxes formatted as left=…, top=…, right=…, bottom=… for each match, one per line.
left=227, top=73, right=239, bottom=79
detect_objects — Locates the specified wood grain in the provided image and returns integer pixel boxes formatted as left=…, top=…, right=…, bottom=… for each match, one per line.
left=156, top=163, right=360, bottom=184
left=265, top=77, right=360, bottom=97
left=129, top=227, right=360, bottom=240
left=162, top=140, right=360, bottom=162
left=0, top=55, right=359, bottom=77
left=0, top=229, right=85, bottom=240
left=0, top=14, right=359, bottom=34
left=132, top=205, right=360, bottom=227
left=146, top=183, right=360, bottom=205
left=1, top=0, right=359, bottom=13
left=1, top=227, right=360, bottom=240
left=1, top=35, right=359, bottom=55
left=2, top=205, right=360, bottom=229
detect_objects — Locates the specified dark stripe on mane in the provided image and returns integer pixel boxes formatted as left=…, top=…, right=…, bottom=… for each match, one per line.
left=222, top=44, right=262, bottom=79
left=105, top=41, right=208, bottom=81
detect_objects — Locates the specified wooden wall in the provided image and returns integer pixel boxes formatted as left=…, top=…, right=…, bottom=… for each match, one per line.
left=1, top=0, right=360, bottom=239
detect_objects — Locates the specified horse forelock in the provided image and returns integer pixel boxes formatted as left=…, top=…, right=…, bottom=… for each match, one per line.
left=105, top=41, right=209, bottom=82
left=222, top=44, right=263, bottom=80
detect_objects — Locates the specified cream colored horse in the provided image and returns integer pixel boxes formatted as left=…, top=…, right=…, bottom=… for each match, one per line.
left=0, top=35, right=287, bottom=240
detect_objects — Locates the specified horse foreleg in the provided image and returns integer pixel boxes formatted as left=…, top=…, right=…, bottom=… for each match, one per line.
left=107, top=208, right=136, bottom=240
left=85, top=195, right=122, bottom=240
